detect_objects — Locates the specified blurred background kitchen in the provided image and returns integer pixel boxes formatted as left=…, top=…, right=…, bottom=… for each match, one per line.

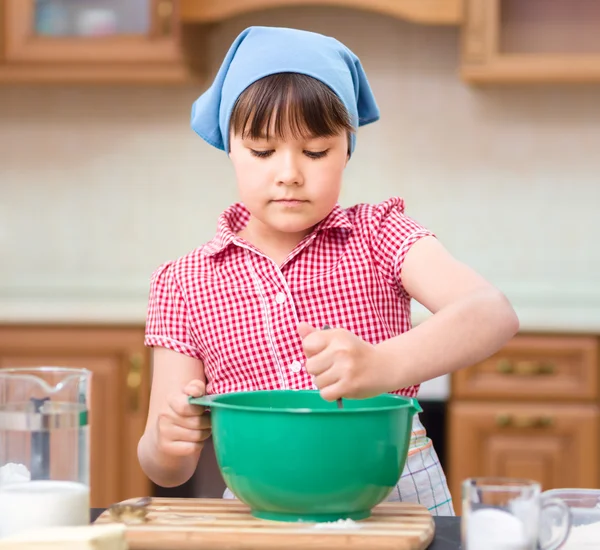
left=1, top=0, right=599, bottom=514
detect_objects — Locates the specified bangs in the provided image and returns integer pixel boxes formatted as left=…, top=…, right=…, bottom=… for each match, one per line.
left=230, top=73, right=354, bottom=143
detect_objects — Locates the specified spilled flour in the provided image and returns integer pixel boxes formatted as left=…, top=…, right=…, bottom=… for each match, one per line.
left=312, top=518, right=362, bottom=530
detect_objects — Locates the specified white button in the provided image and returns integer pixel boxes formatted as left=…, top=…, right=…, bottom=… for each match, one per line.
left=275, top=292, right=286, bottom=304
left=290, top=360, right=302, bottom=373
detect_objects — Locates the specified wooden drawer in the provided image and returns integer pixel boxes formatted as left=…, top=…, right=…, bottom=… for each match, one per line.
left=448, top=401, right=600, bottom=514
left=452, top=335, right=599, bottom=401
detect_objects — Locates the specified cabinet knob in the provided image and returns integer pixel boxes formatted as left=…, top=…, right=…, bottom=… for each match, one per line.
left=495, top=413, right=512, bottom=427
left=537, top=416, right=554, bottom=428
left=127, top=353, right=144, bottom=412
left=156, top=0, right=174, bottom=36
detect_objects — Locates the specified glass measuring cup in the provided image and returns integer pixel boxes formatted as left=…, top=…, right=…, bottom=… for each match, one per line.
left=0, top=367, right=91, bottom=538
left=462, top=477, right=572, bottom=550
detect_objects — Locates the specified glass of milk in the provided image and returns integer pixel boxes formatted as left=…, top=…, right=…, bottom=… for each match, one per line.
left=462, top=477, right=572, bottom=550
left=0, top=367, right=91, bottom=539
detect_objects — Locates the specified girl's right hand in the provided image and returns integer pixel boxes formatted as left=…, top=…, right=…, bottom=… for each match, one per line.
left=155, top=379, right=212, bottom=457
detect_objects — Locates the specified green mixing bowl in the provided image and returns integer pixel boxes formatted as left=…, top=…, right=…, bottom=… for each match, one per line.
left=189, top=390, right=421, bottom=522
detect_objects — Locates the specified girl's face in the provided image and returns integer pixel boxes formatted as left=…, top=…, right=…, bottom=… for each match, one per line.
left=229, top=129, right=349, bottom=242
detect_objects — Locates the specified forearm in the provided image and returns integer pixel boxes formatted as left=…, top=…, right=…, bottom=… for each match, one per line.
left=137, top=431, right=201, bottom=488
left=377, top=288, right=519, bottom=390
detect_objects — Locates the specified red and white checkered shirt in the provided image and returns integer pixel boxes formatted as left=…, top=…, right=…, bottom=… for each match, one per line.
left=145, top=197, right=433, bottom=398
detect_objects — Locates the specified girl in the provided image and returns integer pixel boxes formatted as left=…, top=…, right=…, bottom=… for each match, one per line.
left=138, top=26, right=519, bottom=516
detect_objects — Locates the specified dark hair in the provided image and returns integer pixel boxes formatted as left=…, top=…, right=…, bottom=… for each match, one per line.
left=229, top=73, right=354, bottom=147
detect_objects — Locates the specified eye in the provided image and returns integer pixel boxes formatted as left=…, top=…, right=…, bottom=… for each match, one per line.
left=304, top=149, right=329, bottom=159
left=250, top=149, right=274, bottom=158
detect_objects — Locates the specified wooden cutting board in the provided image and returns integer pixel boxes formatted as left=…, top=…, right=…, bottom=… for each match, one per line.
left=95, top=497, right=435, bottom=549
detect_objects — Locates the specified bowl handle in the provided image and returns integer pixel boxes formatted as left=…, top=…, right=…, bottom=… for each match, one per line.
left=188, top=395, right=218, bottom=407
left=409, top=397, right=423, bottom=415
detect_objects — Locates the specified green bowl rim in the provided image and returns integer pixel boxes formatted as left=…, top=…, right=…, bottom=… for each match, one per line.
left=190, top=389, right=421, bottom=414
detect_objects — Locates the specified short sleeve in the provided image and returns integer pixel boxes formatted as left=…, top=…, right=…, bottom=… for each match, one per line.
left=369, top=197, right=435, bottom=297
left=144, top=262, right=202, bottom=359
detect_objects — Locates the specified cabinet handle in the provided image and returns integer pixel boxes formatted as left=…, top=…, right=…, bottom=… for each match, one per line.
left=495, top=414, right=554, bottom=429
left=156, top=0, right=174, bottom=36
left=496, top=359, right=556, bottom=376
left=127, top=353, right=144, bottom=412
left=463, top=0, right=487, bottom=64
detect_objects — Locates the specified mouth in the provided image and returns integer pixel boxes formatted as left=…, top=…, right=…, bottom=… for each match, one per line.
left=272, top=199, right=309, bottom=207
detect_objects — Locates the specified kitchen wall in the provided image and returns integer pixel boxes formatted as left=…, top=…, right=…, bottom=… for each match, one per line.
left=1, top=6, right=599, bottom=339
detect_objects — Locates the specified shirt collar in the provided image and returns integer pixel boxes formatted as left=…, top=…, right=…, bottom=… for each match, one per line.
left=204, top=202, right=353, bottom=257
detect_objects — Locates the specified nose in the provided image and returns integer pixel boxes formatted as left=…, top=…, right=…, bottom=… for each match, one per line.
left=276, top=151, right=304, bottom=186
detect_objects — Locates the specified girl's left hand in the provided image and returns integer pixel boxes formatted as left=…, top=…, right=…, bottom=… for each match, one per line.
left=298, top=322, right=391, bottom=401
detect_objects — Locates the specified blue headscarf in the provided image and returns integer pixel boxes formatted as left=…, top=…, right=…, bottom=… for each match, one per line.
left=190, top=26, right=380, bottom=154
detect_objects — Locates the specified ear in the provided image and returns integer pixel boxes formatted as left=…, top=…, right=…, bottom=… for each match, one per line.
left=346, top=131, right=352, bottom=164
left=228, top=131, right=243, bottom=161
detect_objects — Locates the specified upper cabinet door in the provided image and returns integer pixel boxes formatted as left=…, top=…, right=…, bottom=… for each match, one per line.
left=180, top=0, right=463, bottom=25
left=2, top=0, right=189, bottom=82
left=462, top=0, right=600, bottom=83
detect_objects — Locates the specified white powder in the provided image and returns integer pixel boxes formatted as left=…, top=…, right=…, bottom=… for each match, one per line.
left=560, top=522, right=600, bottom=549
left=466, top=508, right=532, bottom=550
left=0, top=463, right=30, bottom=488
left=312, top=518, right=362, bottom=529
left=0, top=480, right=89, bottom=538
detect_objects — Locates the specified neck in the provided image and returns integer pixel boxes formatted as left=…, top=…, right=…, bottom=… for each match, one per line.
left=238, top=217, right=312, bottom=265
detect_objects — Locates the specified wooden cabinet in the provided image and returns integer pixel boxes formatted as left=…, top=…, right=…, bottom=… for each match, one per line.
left=0, top=0, right=463, bottom=84
left=0, top=325, right=151, bottom=508
left=2, top=0, right=599, bottom=85
left=449, top=335, right=600, bottom=515
left=453, top=335, right=599, bottom=402
left=462, top=0, right=600, bottom=83
left=450, top=402, right=599, bottom=506
left=180, top=0, right=463, bottom=25
left=0, top=0, right=193, bottom=83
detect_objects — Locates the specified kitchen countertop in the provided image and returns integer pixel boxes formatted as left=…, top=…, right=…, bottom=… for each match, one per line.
left=90, top=509, right=461, bottom=549
left=2, top=298, right=599, bottom=334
